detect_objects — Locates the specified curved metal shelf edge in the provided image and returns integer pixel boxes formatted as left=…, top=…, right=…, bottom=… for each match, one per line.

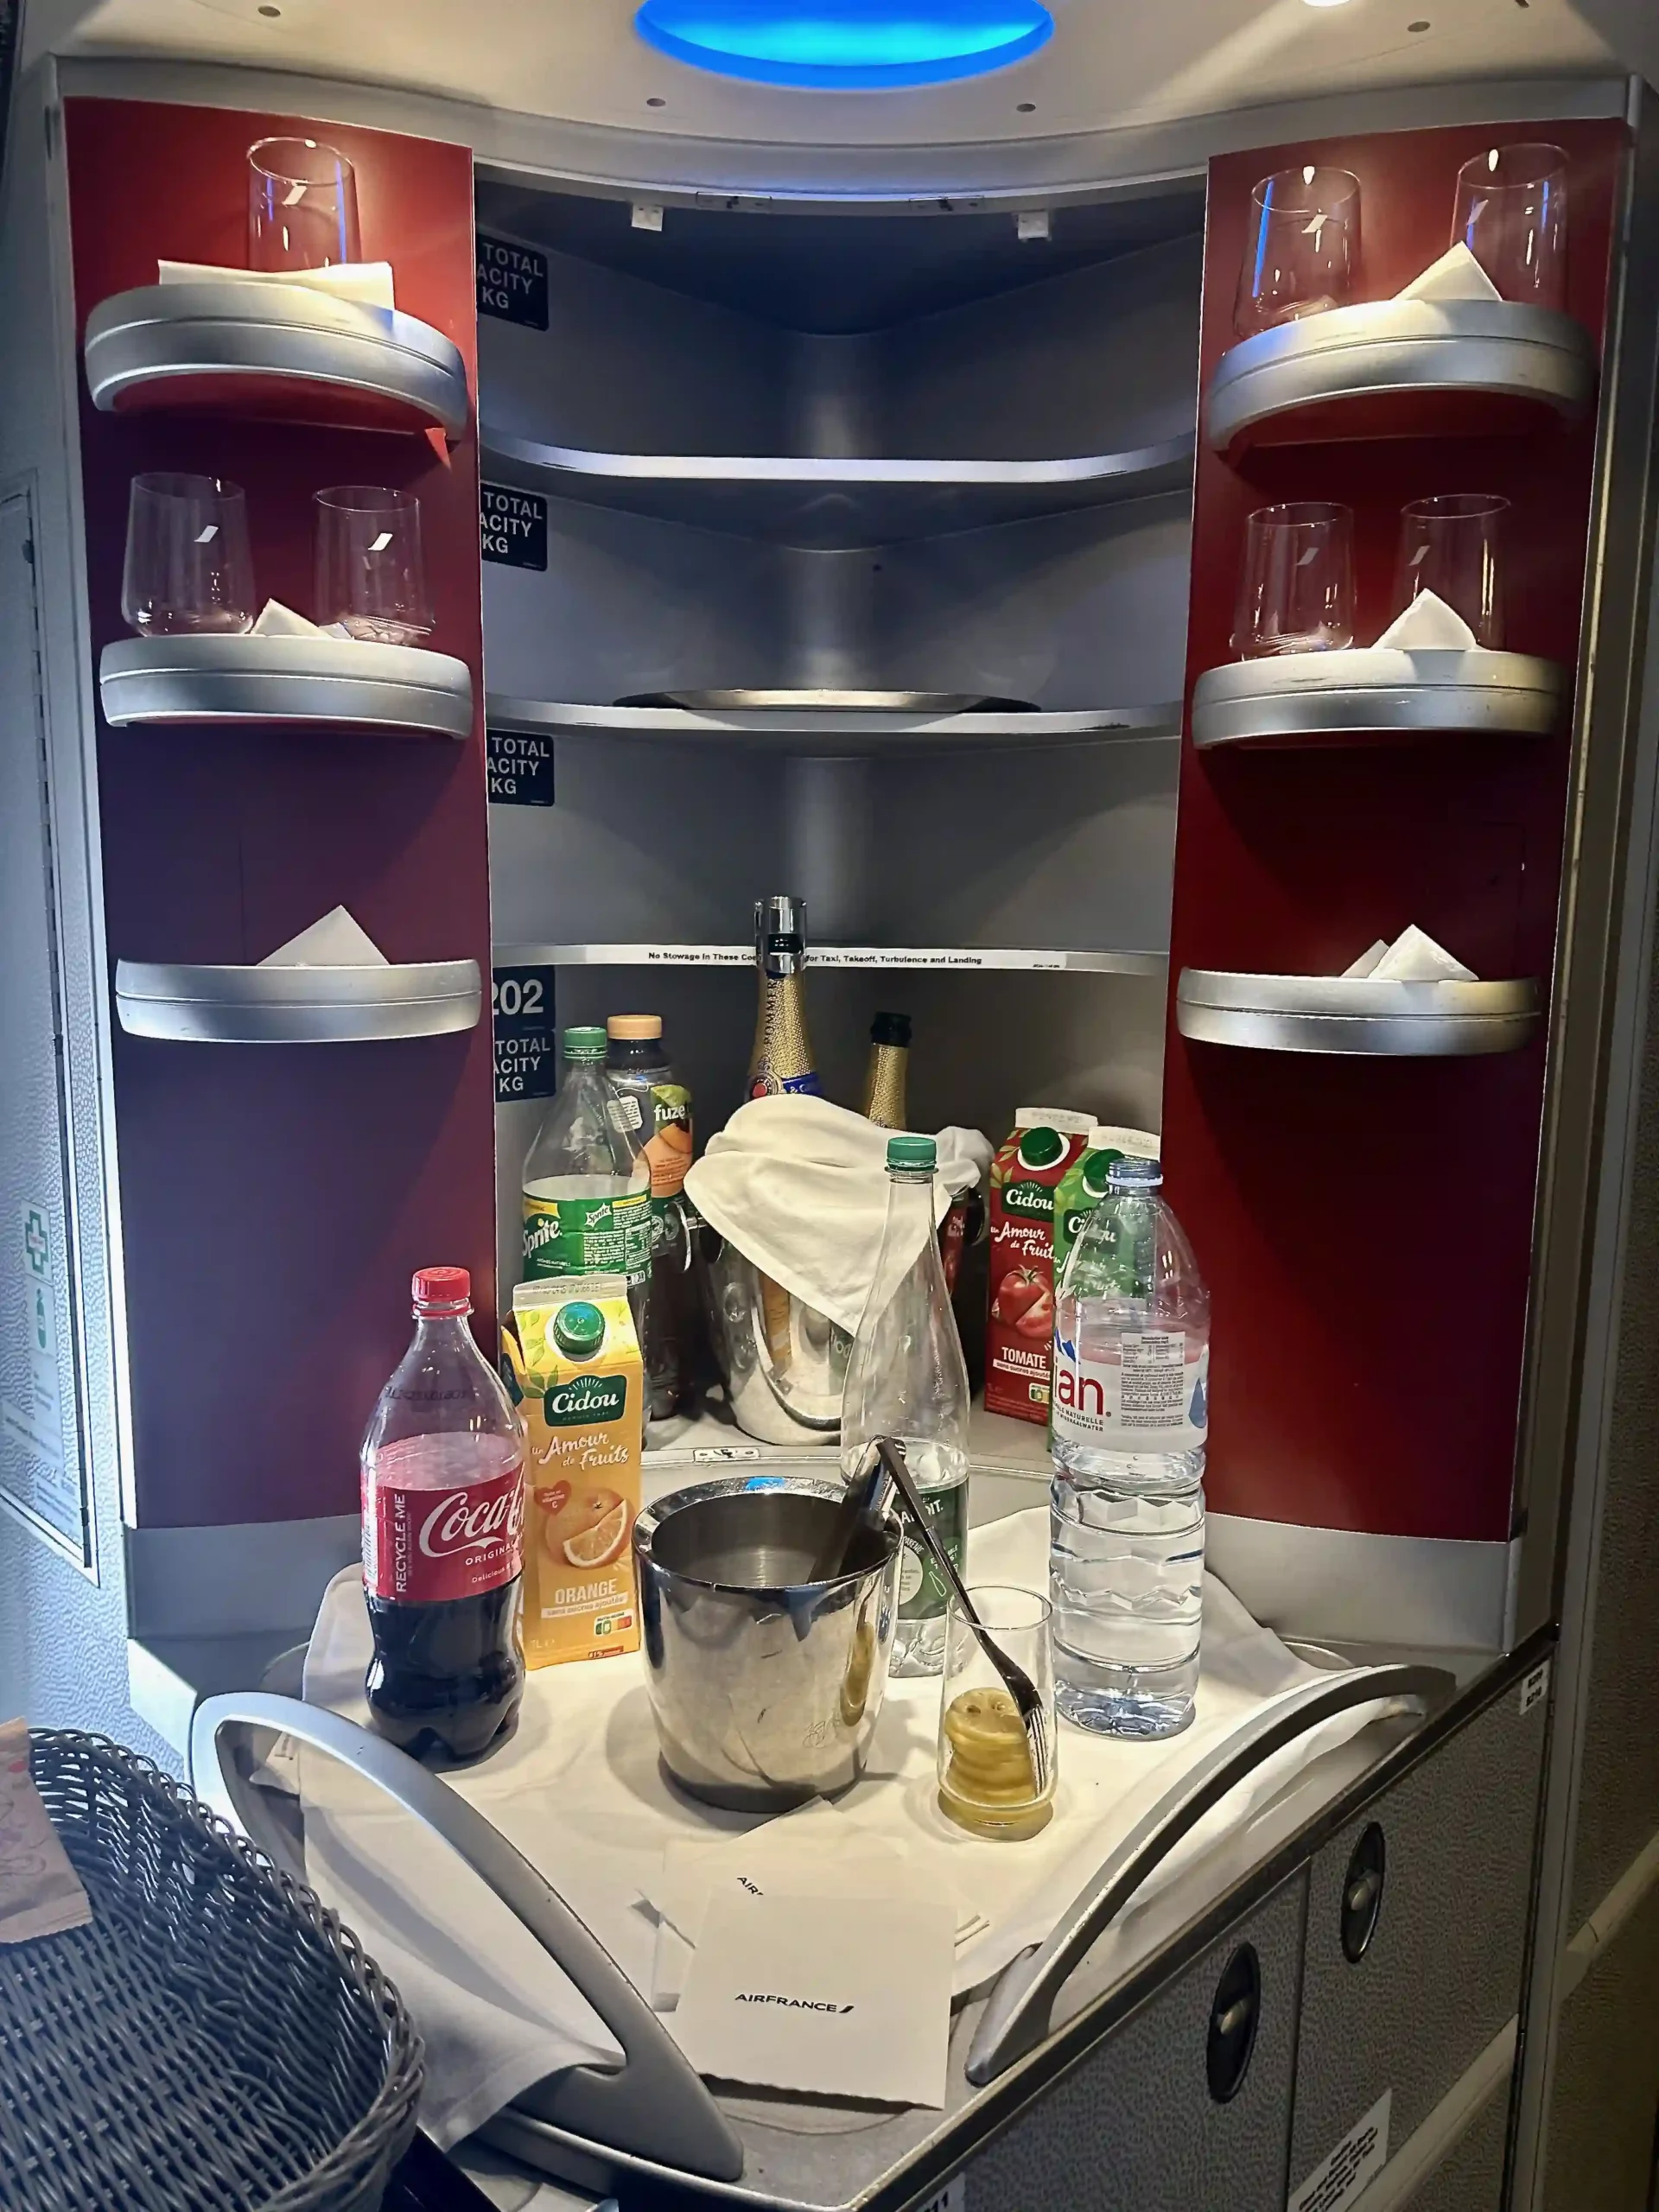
left=1176, top=969, right=1541, bottom=1058
left=99, top=639, right=475, bottom=740
left=486, top=694, right=1183, bottom=752
left=84, top=282, right=470, bottom=440
left=113, top=959, right=483, bottom=1045
left=1205, top=299, right=1598, bottom=454
left=1190, top=650, right=1568, bottom=749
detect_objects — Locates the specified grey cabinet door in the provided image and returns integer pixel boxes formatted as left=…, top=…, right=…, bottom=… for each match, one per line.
left=960, top=1872, right=1306, bottom=2212
left=1289, top=1675, right=1547, bottom=2206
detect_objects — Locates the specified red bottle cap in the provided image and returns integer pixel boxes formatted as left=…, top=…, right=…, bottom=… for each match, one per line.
left=412, top=1266, right=470, bottom=1311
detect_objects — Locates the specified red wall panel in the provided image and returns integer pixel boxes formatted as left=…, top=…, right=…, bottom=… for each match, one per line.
left=1163, top=118, right=1626, bottom=1545
left=65, top=98, right=494, bottom=1529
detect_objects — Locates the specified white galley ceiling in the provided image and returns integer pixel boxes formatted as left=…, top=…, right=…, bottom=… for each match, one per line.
left=59, top=0, right=1619, bottom=149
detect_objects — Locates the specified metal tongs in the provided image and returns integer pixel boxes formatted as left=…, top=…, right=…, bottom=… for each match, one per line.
left=861, top=1436, right=1054, bottom=1798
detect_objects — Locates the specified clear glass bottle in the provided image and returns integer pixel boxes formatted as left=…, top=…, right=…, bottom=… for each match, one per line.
left=1049, top=1156, right=1210, bottom=1738
left=840, top=1134, right=971, bottom=1676
left=522, top=1027, right=652, bottom=1350
left=360, top=1266, right=526, bottom=1762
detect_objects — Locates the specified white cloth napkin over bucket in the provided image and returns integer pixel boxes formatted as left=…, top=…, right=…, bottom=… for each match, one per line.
left=683, top=1096, right=989, bottom=1333
left=278, top=1509, right=1412, bottom=2145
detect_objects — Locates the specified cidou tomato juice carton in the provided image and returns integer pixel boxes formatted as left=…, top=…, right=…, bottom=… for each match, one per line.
left=986, top=1108, right=1093, bottom=1423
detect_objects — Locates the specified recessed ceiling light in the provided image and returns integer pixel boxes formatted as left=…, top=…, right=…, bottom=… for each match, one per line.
left=633, top=0, right=1056, bottom=89
left=1301, top=0, right=1355, bottom=10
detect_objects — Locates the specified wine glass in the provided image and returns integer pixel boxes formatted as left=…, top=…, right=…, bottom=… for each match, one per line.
left=1235, top=167, right=1361, bottom=338
left=1452, top=143, right=1567, bottom=311
left=1392, top=494, right=1509, bottom=647
left=121, top=474, right=257, bottom=637
left=314, top=486, right=434, bottom=645
left=248, top=137, right=362, bottom=273
left=1233, top=502, right=1355, bottom=658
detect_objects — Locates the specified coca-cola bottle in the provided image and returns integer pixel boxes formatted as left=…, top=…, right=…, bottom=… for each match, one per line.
left=360, top=1266, right=526, bottom=1761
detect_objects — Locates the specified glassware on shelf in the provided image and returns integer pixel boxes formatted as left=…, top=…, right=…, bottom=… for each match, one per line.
left=1233, top=500, right=1355, bottom=658
left=248, top=137, right=362, bottom=273
left=1234, top=166, right=1361, bottom=338
left=936, top=1585, right=1056, bottom=1841
left=121, top=473, right=256, bottom=638
left=1393, top=493, right=1510, bottom=648
left=1452, top=143, right=1567, bottom=313
left=314, top=486, right=434, bottom=645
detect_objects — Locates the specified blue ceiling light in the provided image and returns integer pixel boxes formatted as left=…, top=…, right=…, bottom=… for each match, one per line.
left=633, top=0, right=1056, bottom=89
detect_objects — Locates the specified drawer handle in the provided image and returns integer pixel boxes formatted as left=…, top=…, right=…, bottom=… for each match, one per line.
left=1341, top=1822, right=1388, bottom=1963
left=1206, top=1945, right=1260, bottom=2103
left=965, top=1662, right=1453, bottom=2086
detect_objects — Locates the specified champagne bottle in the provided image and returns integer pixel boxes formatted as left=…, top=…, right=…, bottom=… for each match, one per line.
left=860, top=1012, right=912, bottom=1130
left=747, top=894, right=823, bottom=1100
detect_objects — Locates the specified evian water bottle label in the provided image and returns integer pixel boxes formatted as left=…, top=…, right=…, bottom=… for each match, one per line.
left=1052, top=1331, right=1208, bottom=1452
left=364, top=1460, right=525, bottom=1603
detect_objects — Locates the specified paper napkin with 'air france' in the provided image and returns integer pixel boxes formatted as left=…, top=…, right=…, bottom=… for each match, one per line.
left=671, top=1889, right=955, bottom=2108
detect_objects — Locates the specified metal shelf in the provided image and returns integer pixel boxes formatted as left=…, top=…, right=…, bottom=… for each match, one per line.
left=1205, top=299, right=1597, bottom=454
left=498, top=943, right=1166, bottom=976
left=101, top=635, right=474, bottom=738
left=486, top=693, right=1181, bottom=754
left=84, top=281, right=470, bottom=438
left=1177, top=969, right=1541, bottom=1057
left=479, top=426, right=1194, bottom=546
left=1192, top=649, right=1567, bottom=749
left=642, top=1399, right=1051, bottom=1482
left=114, top=959, right=483, bottom=1044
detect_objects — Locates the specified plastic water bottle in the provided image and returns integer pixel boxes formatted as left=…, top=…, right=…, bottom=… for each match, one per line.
left=840, top=1135, right=971, bottom=1678
left=1049, top=1155, right=1210, bottom=1738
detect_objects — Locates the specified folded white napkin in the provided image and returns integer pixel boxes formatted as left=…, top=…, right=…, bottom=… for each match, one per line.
left=683, top=1096, right=990, bottom=1334
left=1395, top=242, right=1502, bottom=304
left=257, top=906, right=388, bottom=968
left=157, top=258, right=397, bottom=311
left=1342, top=925, right=1477, bottom=982
left=1374, top=588, right=1479, bottom=652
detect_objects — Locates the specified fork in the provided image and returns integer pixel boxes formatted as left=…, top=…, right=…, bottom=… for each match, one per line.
left=870, top=1438, right=1054, bottom=1798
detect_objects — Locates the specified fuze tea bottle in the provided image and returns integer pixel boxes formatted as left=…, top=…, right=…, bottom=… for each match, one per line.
left=522, top=1027, right=652, bottom=1351
left=605, top=1014, right=694, bottom=1422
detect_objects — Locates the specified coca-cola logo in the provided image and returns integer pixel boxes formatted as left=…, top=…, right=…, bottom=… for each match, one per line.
left=419, top=1482, right=524, bottom=1559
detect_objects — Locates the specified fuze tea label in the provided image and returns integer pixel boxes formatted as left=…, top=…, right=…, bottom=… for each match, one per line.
left=523, top=1187, right=650, bottom=1289
left=544, top=1372, right=629, bottom=1427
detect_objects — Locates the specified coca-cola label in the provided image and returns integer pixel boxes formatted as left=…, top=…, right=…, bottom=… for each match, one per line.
left=364, top=1460, right=525, bottom=1603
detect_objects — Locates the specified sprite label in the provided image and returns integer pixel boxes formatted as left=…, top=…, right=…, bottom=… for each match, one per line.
left=897, top=1475, right=969, bottom=1623
left=523, top=1188, right=650, bottom=1287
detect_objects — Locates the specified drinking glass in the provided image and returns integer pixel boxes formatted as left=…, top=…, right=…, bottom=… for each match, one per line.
left=1392, top=493, right=1509, bottom=647
left=936, top=1585, right=1056, bottom=1842
left=314, top=486, right=434, bottom=645
left=1233, top=502, right=1355, bottom=658
left=1452, top=143, right=1567, bottom=311
left=121, top=473, right=256, bottom=637
left=248, top=137, right=362, bottom=273
left=1235, top=167, right=1361, bottom=338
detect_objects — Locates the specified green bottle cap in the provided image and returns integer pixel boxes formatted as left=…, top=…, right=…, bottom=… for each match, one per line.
left=550, top=1300, right=607, bottom=1358
left=887, top=1135, right=936, bottom=1172
left=563, top=1026, right=607, bottom=1061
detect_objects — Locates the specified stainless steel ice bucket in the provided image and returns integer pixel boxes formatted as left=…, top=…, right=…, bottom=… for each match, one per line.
left=697, top=1233, right=849, bottom=1447
left=633, top=1477, right=899, bottom=1812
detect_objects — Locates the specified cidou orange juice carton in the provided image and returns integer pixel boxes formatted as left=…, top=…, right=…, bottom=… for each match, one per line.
left=985, top=1107, right=1093, bottom=1423
left=504, top=1274, right=643, bottom=1667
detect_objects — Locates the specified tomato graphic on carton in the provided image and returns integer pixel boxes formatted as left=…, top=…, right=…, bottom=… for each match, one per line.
left=985, top=1109, right=1093, bottom=1422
